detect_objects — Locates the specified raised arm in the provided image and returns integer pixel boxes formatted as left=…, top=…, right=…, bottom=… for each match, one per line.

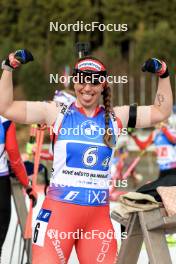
left=136, top=77, right=172, bottom=128
left=0, top=50, right=58, bottom=126
left=114, top=58, right=173, bottom=129
left=5, top=122, right=29, bottom=187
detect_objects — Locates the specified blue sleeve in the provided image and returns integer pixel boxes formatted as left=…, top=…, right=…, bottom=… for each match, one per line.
left=2, top=120, right=11, bottom=135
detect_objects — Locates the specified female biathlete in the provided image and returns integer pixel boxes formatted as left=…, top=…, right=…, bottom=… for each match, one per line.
left=0, top=50, right=173, bottom=264
left=130, top=118, right=176, bottom=200
left=0, top=116, right=37, bottom=262
left=130, top=119, right=176, bottom=244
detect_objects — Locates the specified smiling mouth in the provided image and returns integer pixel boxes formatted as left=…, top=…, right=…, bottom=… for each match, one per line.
left=81, top=93, right=94, bottom=99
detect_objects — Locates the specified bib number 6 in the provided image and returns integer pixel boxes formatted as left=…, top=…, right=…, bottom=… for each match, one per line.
left=83, top=147, right=98, bottom=167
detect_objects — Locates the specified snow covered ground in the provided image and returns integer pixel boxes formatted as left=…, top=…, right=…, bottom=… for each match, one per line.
left=2, top=195, right=176, bottom=264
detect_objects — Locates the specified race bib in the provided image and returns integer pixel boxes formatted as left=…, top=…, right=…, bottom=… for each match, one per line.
left=32, top=209, right=51, bottom=247
left=66, top=143, right=112, bottom=171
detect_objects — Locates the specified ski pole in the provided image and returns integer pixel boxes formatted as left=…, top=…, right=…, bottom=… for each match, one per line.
left=24, top=127, right=44, bottom=239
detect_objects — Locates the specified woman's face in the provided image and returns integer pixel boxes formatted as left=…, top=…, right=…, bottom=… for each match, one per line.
left=74, top=82, right=104, bottom=109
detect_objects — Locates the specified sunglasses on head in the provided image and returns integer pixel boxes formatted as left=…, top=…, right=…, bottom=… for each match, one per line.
left=73, top=69, right=107, bottom=85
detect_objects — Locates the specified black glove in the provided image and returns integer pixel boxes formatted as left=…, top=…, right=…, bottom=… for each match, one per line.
left=14, top=49, right=34, bottom=64
left=26, top=186, right=37, bottom=207
left=142, top=58, right=169, bottom=78
left=2, top=49, right=34, bottom=71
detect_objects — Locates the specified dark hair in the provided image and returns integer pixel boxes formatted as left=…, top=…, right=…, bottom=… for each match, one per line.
left=102, top=85, right=113, bottom=148
left=74, top=56, right=113, bottom=148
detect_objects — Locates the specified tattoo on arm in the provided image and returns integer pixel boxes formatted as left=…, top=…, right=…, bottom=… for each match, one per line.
left=156, top=93, right=164, bottom=106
